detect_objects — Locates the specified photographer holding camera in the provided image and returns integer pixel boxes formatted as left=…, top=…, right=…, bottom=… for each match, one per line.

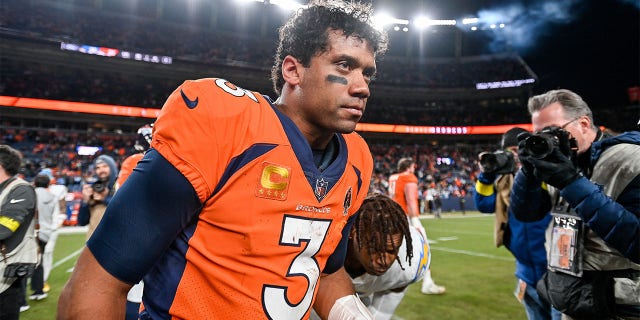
left=78, top=155, right=118, bottom=240
left=474, top=127, right=559, bottom=320
left=511, top=89, right=640, bottom=319
left=0, top=145, right=37, bottom=319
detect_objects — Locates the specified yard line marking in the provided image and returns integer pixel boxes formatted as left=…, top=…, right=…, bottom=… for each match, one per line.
left=420, top=214, right=491, bottom=220
left=58, top=226, right=88, bottom=234
left=436, top=236, right=459, bottom=241
left=52, top=248, right=84, bottom=270
left=430, top=247, right=514, bottom=261
left=427, top=229, right=492, bottom=237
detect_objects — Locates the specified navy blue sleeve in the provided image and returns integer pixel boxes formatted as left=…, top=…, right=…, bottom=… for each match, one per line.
left=77, top=203, right=90, bottom=226
left=510, top=170, right=552, bottom=222
left=474, top=172, right=497, bottom=213
left=561, top=175, right=640, bottom=263
left=322, top=213, right=357, bottom=274
left=87, top=149, right=202, bottom=284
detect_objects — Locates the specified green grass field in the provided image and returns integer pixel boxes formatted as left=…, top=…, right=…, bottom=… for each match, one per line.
left=21, top=212, right=525, bottom=319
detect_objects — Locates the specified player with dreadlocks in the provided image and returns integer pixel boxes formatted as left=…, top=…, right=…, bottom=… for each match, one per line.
left=345, top=194, right=430, bottom=319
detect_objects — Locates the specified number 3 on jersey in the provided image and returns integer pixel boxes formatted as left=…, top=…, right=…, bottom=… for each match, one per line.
left=263, top=215, right=331, bottom=320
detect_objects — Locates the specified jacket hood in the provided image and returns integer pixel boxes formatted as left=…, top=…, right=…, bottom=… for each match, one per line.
left=94, top=154, right=119, bottom=188
left=591, top=131, right=640, bottom=164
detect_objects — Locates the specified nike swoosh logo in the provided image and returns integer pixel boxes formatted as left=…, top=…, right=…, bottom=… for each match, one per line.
left=180, top=89, right=198, bottom=109
left=9, top=199, right=26, bottom=204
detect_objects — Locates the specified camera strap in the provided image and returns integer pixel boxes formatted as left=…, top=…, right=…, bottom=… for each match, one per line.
left=548, top=198, right=585, bottom=277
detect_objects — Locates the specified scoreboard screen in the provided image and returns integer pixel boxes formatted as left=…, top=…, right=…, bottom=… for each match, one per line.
left=60, top=42, right=172, bottom=65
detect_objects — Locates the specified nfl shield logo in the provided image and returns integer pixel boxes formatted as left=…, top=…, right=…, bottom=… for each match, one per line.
left=315, top=178, right=328, bottom=201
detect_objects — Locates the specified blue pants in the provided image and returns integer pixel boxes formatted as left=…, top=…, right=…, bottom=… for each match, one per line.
left=521, top=280, right=562, bottom=320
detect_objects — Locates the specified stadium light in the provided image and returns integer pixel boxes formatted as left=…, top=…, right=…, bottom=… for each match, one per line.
left=413, top=17, right=456, bottom=30
left=413, top=16, right=431, bottom=30
left=270, top=0, right=304, bottom=11
left=462, top=17, right=479, bottom=25
left=373, top=12, right=409, bottom=30
left=429, top=19, right=456, bottom=26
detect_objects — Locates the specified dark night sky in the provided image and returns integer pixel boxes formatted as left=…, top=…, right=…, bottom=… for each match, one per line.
left=518, top=1, right=639, bottom=110
left=374, top=0, right=640, bottom=111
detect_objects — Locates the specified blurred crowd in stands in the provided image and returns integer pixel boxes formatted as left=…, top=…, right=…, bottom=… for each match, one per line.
left=1, top=126, right=488, bottom=217
left=1, top=1, right=636, bottom=223
left=1, top=126, right=137, bottom=188
left=1, top=59, right=531, bottom=126
left=5, top=0, right=607, bottom=132
left=1, top=60, right=180, bottom=109
left=1, top=0, right=534, bottom=89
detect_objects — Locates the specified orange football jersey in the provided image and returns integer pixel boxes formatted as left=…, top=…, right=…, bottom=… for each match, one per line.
left=115, top=152, right=144, bottom=190
left=388, top=172, right=418, bottom=215
left=145, top=78, right=372, bottom=319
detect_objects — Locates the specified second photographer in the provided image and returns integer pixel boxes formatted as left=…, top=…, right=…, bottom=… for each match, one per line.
left=474, top=127, right=560, bottom=320
left=78, top=155, right=118, bottom=240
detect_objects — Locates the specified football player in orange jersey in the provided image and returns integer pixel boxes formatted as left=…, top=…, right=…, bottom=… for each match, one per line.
left=388, top=157, right=446, bottom=295
left=58, top=1, right=388, bottom=319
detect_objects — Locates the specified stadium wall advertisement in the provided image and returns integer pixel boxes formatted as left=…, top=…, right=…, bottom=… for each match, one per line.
left=0, top=95, right=532, bottom=135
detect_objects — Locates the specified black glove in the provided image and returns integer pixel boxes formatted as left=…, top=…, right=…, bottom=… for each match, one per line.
left=516, top=132, right=537, bottom=180
left=526, top=147, right=581, bottom=189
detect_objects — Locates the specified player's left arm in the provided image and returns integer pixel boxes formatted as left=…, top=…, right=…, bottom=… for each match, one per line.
left=315, top=211, right=372, bottom=319
left=313, top=267, right=372, bottom=320
left=313, top=267, right=355, bottom=318
left=404, top=181, right=420, bottom=218
left=405, top=181, right=426, bottom=237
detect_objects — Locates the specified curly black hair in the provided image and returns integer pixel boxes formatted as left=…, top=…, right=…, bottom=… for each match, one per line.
left=271, top=0, right=388, bottom=95
left=354, top=193, right=413, bottom=270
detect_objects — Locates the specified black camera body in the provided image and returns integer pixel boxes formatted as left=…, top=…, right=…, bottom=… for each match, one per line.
left=480, top=150, right=516, bottom=175
left=522, top=126, right=577, bottom=160
left=91, top=180, right=107, bottom=193
left=3, top=263, right=36, bottom=278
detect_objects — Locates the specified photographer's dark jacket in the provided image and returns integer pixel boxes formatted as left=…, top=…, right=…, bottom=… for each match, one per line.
left=0, top=176, right=37, bottom=293
left=474, top=172, right=550, bottom=287
left=78, top=155, right=119, bottom=237
left=511, top=131, right=640, bottom=310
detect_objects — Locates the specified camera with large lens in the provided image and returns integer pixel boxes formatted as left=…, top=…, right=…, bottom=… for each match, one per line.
left=522, top=126, right=576, bottom=159
left=3, top=263, right=36, bottom=278
left=479, top=150, right=516, bottom=175
left=91, top=180, right=106, bottom=193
